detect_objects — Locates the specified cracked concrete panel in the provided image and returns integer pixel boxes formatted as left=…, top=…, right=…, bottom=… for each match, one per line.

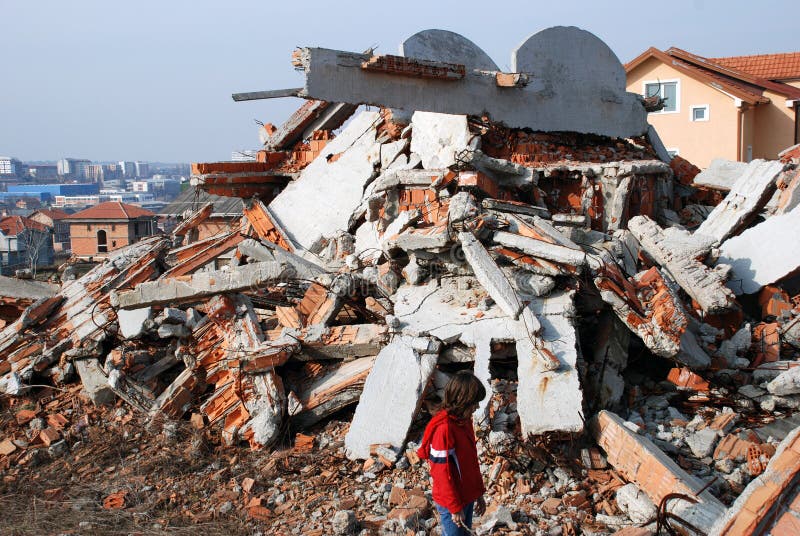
left=695, top=159, right=784, bottom=243
left=400, top=29, right=499, bottom=71
left=693, top=158, right=747, bottom=191
left=344, top=335, right=438, bottom=460
left=717, top=204, right=800, bottom=295
left=516, top=290, right=583, bottom=436
left=410, top=111, right=472, bottom=170
left=268, top=111, right=382, bottom=252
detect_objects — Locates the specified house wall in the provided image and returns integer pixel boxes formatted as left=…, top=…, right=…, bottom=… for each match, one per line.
left=29, top=213, right=71, bottom=252
left=627, top=57, right=739, bottom=168
left=0, top=230, right=54, bottom=274
left=753, top=90, right=797, bottom=159
left=70, top=221, right=135, bottom=258
left=70, top=218, right=156, bottom=258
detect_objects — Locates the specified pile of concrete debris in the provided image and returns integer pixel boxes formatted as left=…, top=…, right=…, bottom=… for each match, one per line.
left=3, top=27, right=800, bottom=535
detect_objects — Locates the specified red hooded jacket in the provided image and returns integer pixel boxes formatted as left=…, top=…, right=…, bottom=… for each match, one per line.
left=417, top=410, right=485, bottom=513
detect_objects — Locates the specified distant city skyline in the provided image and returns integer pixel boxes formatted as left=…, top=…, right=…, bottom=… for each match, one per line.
left=1, top=0, right=798, bottom=162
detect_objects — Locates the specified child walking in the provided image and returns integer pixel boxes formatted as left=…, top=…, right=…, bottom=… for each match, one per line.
left=417, top=370, right=487, bottom=535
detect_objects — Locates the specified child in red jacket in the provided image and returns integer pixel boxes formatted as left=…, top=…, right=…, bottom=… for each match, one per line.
left=417, top=371, right=487, bottom=535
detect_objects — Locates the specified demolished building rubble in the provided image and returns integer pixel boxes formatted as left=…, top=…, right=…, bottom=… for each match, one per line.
left=3, top=27, right=800, bottom=535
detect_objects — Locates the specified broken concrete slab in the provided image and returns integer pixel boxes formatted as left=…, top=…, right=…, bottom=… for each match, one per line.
left=410, top=111, right=473, bottom=169
left=492, top=230, right=587, bottom=268
left=716, top=204, right=800, bottom=295
left=268, top=111, right=381, bottom=252
left=344, top=335, right=438, bottom=460
left=628, top=215, right=737, bottom=313
left=515, top=291, right=583, bottom=435
left=695, top=159, right=785, bottom=243
left=693, top=158, right=748, bottom=191
left=117, top=307, right=151, bottom=339
left=458, top=231, right=523, bottom=319
left=75, top=358, right=115, bottom=405
left=767, top=366, right=800, bottom=396
left=112, top=261, right=289, bottom=310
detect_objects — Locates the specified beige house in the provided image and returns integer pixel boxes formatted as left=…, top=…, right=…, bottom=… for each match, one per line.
left=626, top=48, right=800, bottom=168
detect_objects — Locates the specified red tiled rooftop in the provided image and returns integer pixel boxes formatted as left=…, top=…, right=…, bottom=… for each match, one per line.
left=0, top=215, right=50, bottom=236
left=709, top=52, right=800, bottom=81
left=64, top=201, right=155, bottom=221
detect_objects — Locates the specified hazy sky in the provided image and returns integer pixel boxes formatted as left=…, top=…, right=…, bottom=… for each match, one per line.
left=2, top=0, right=798, bottom=163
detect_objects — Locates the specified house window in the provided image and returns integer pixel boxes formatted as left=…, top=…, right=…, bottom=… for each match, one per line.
left=644, top=80, right=679, bottom=113
left=97, top=229, right=108, bottom=253
left=86, top=224, right=91, bottom=231
left=691, top=105, right=709, bottom=122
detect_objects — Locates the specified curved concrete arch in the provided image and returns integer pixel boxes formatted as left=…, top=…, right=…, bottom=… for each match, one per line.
left=512, top=26, right=625, bottom=90
left=400, top=29, right=499, bottom=71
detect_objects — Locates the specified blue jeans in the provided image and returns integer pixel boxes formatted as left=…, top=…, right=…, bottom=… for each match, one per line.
left=435, top=501, right=474, bottom=536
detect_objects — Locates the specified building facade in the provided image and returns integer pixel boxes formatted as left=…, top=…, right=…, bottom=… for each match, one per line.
left=29, top=208, right=71, bottom=252
left=626, top=48, right=800, bottom=168
left=65, top=201, right=157, bottom=259
left=0, top=157, right=22, bottom=176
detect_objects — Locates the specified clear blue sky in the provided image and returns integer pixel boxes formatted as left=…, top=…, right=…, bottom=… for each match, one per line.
left=1, top=0, right=797, bottom=163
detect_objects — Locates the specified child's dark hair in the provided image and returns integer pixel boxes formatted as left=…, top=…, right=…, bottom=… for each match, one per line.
left=442, top=371, right=486, bottom=419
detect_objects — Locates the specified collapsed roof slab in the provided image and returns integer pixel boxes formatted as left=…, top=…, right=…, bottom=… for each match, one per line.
left=628, top=215, right=738, bottom=314
left=344, top=335, right=439, bottom=460
left=593, top=410, right=726, bottom=535
left=242, top=27, right=647, bottom=138
left=717, top=204, right=800, bottom=295
left=268, top=111, right=382, bottom=252
left=695, top=159, right=785, bottom=243
left=111, top=261, right=290, bottom=310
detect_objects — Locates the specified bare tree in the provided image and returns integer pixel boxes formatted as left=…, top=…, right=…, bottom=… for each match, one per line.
left=21, top=227, right=53, bottom=278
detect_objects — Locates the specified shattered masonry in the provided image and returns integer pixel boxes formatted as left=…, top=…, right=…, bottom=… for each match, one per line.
left=3, top=26, right=800, bottom=535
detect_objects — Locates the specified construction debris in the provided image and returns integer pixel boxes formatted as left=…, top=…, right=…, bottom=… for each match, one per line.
left=2, top=29, right=800, bottom=536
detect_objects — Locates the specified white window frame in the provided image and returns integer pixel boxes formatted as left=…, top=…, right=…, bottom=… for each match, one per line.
left=690, top=104, right=710, bottom=122
left=643, top=79, right=680, bottom=114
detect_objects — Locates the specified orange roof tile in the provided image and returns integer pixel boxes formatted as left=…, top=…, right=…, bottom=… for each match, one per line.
left=0, top=215, right=50, bottom=236
left=64, top=201, right=155, bottom=221
left=709, top=52, right=800, bottom=81
left=626, top=47, right=800, bottom=101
